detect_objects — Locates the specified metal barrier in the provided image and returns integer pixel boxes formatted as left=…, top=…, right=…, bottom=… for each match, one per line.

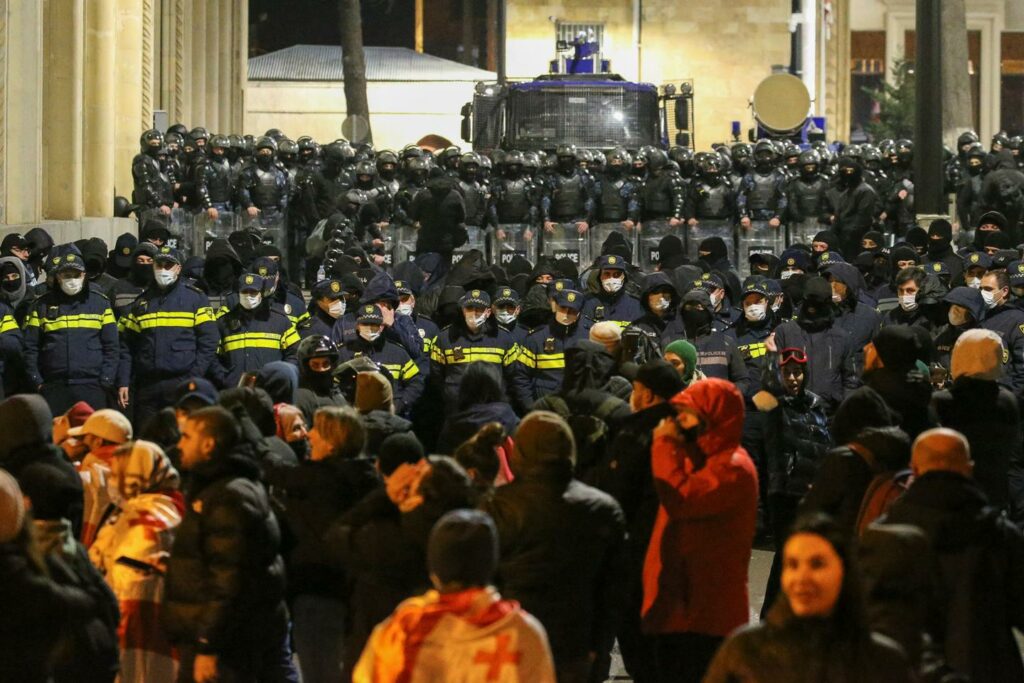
left=493, top=223, right=538, bottom=267
left=589, top=222, right=638, bottom=265
left=737, top=220, right=786, bottom=276
left=686, top=219, right=735, bottom=265
left=541, top=222, right=590, bottom=269
left=636, top=220, right=680, bottom=272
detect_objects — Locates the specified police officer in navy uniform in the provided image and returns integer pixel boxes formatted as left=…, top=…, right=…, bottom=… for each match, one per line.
left=511, top=288, right=591, bottom=408
left=212, top=273, right=300, bottom=389
left=492, top=286, right=529, bottom=345
left=117, top=246, right=219, bottom=428
left=252, top=255, right=305, bottom=323
left=430, top=289, right=519, bottom=412
left=338, top=304, right=424, bottom=417
left=292, top=278, right=348, bottom=341
left=23, top=245, right=119, bottom=414
left=395, top=278, right=439, bottom=375
left=581, top=254, right=643, bottom=330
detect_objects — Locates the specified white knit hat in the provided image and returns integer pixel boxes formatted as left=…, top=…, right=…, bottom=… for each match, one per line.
left=951, top=328, right=1005, bottom=381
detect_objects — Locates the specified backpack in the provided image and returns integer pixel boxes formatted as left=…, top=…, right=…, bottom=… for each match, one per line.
left=544, top=394, right=624, bottom=478
left=855, top=466, right=914, bottom=537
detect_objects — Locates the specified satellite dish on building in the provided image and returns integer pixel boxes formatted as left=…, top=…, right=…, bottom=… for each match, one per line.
left=751, top=73, right=810, bottom=135
left=341, top=115, right=371, bottom=144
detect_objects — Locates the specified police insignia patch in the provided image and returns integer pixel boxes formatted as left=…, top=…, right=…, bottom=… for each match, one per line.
left=330, top=281, right=341, bottom=293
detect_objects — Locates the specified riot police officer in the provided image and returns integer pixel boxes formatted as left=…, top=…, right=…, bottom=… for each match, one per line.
left=487, top=151, right=540, bottom=250
left=785, top=150, right=828, bottom=243
left=595, top=148, right=640, bottom=229
left=211, top=273, right=299, bottom=389
left=23, top=245, right=119, bottom=414
left=238, top=136, right=289, bottom=221
left=195, top=134, right=236, bottom=221
left=117, top=246, right=219, bottom=427
left=738, top=140, right=787, bottom=230
left=639, top=149, right=685, bottom=225
left=131, top=129, right=175, bottom=215
left=542, top=144, right=596, bottom=235
left=686, top=153, right=737, bottom=226
left=457, top=152, right=489, bottom=239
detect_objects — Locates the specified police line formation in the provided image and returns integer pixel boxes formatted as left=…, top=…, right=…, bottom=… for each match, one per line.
left=1, top=124, right=1024, bottom=683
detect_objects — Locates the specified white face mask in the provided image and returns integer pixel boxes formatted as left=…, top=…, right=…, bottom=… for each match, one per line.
left=602, top=277, right=624, bottom=294
left=326, top=299, right=345, bottom=319
left=771, top=301, right=782, bottom=313
left=651, top=296, right=671, bottom=312
left=981, top=289, right=999, bottom=309
left=465, top=312, right=488, bottom=331
left=59, top=274, right=85, bottom=296
left=240, top=293, right=262, bottom=310
left=396, top=302, right=414, bottom=317
left=948, top=307, right=969, bottom=327
left=781, top=270, right=798, bottom=280
left=744, top=303, right=766, bottom=322
left=898, top=293, right=918, bottom=311
left=709, top=290, right=723, bottom=308
left=359, top=327, right=381, bottom=342
left=154, top=268, right=178, bottom=288
left=495, top=310, right=517, bottom=325
left=967, top=277, right=982, bottom=289
left=555, top=310, right=576, bottom=326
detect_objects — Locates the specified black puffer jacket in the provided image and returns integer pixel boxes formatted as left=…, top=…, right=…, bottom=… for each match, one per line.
left=266, top=455, right=380, bottom=600
left=704, top=599, right=913, bottom=683
left=883, top=471, right=1024, bottom=683
left=764, top=390, right=832, bottom=497
left=162, top=451, right=288, bottom=654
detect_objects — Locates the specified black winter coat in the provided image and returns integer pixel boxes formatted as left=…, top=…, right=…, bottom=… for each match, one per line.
left=704, top=600, right=913, bottom=683
left=482, top=470, right=626, bottom=666
left=773, top=319, right=858, bottom=413
left=764, top=391, right=832, bottom=497
left=2, top=443, right=84, bottom=537
left=883, top=471, right=1024, bottom=683
left=798, top=445, right=874, bottom=537
left=267, top=455, right=380, bottom=599
left=932, top=376, right=1023, bottom=519
left=0, top=544, right=100, bottom=683
left=436, top=401, right=520, bottom=455
left=162, top=452, right=288, bottom=655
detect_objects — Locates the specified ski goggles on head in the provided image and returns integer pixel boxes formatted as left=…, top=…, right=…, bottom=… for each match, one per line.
left=779, top=347, right=808, bottom=365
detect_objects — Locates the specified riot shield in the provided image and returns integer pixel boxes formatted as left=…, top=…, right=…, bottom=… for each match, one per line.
left=637, top=220, right=681, bottom=272
left=493, top=223, right=538, bottom=268
left=787, top=218, right=822, bottom=247
left=392, top=224, right=419, bottom=265
left=452, top=225, right=488, bottom=265
left=686, top=219, right=735, bottom=265
left=194, top=211, right=240, bottom=257
left=137, top=207, right=195, bottom=256
left=241, top=211, right=289, bottom=265
left=589, top=222, right=638, bottom=266
left=540, top=222, right=590, bottom=270
left=737, top=220, right=785, bottom=276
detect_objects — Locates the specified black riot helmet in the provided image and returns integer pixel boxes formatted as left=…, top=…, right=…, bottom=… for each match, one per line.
left=255, top=136, right=276, bottom=167
left=670, top=146, right=695, bottom=177
left=798, top=149, right=820, bottom=178
left=167, top=122, right=189, bottom=138
left=376, top=149, right=399, bottom=173
left=264, top=128, right=286, bottom=141
left=322, top=141, right=347, bottom=173
left=278, top=138, right=298, bottom=165
left=730, top=142, right=753, bottom=172
left=862, top=145, right=883, bottom=172
left=992, top=131, right=1011, bottom=152
left=1010, top=136, right=1023, bottom=158
left=298, top=138, right=321, bottom=163
left=606, top=147, right=632, bottom=169
left=753, top=140, right=776, bottom=170
left=697, top=151, right=723, bottom=178
left=522, top=151, right=541, bottom=175
left=140, top=129, right=164, bottom=155
left=297, top=334, right=340, bottom=371
left=164, top=131, right=184, bottom=153
left=555, top=144, right=577, bottom=161
left=407, top=156, right=431, bottom=184
left=895, top=139, right=913, bottom=166
left=227, top=134, right=244, bottom=162
left=438, top=146, right=462, bottom=170
left=460, top=151, right=482, bottom=174
left=209, top=134, right=230, bottom=156
left=957, top=130, right=980, bottom=155
left=783, top=142, right=801, bottom=170
left=354, top=160, right=376, bottom=186
left=189, top=127, right=210, bottom=148
left=647, top=148, right=669, bottom=173
left=965, top=142, right=986, bottom=174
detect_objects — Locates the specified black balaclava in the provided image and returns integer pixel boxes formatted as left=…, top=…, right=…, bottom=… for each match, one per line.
left=927, top=220, right=953, bottom=257
left=0, top=262, right=20, bottom=297
left=798, top=277, right=835, bottom=332
left=905, top=227, right=929, bottom=256
left=838, top=157, right=863, bottom=189
left=300, top=357, right=336, bottom=395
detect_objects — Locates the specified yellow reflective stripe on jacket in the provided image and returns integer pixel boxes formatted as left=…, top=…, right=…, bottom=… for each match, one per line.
left=215, top=306, right=231, bottom=320
left=517, top=346, right=564, bottom=370
left=25, top=311, right=114, bottom=332
left=195, top=306, right=216, bottom=325
left=220, top=331, right=289, bottom=353
left=0, top=314, right=17, bottom=334
left=384, top=359, right=420, bottom=381
left=503, top=344, right=519, bottom=366
left=282, top=326, right=300, bottom=349
left=436, top=347, right=507, bottom=365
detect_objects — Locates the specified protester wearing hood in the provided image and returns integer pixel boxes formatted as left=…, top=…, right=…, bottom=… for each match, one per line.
left=411, top=172, right=467, bottom=269
left=627, top=273, right=681, bottom=349
left=964, top=210, right=1008, bottom=255
left=483, top=411, right=626, bottom=683
left=108, top=243, right=158, bottom=318
left=654, top=234, right=687, bottom=271
left=266, top=406, right=380, bottom=683
left=881, top=428, right=1024, bottom=683
left=255, top=360, right=299, bottom=406
left=748, top=251, right=780, bottom=278
left=198, top=238, right=243, bottom=312
left=825, top=156, right=879, bottom=258
left=933, top=286, right=986, bottom=371
left=931, top=330, right=1024, bottom=520
left=772, top=276, right=858, bottom=413
left=22, top=245, right=119, bottom=415
left=921, top=218, right=963, bottom=284
left=88, top=440, right=182, bottom=683
left=697, top=236, right=742, bottom=299
left=1, top=232, right=36, bottom=288
left=666, top=289, right=750, bottom=393
left=643, top=379, right=759, bottom=683
left=980, top=149, right=1024, bottom=242
left=354, top=370, right=416, bottom=456
left=210, top=272, right=299, bottom=389
left=436, top=361, right=520, bottom=457
left=861, top=325, right=936, bottom=441
left=978, top=269, right=1024, bottom=402
left=881, top=266, right=937, bottom=331
left=512, top=288, right=592, bottom=407
left=117, top=246, right=219, bottom=428
left=430, top=289, right=518, bottom=412
left=580, top=254, right=643, bottom=329
left=336, top=304, right=423, bottom=417
left=822, top=261, right=880, bottom=374
left=699, top=273, right=740, bottom=332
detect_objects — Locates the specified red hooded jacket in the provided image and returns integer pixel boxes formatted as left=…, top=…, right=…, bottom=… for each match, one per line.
left=641, top=378, right=759, bottom=636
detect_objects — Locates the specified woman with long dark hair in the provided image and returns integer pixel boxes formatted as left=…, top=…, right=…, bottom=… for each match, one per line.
left=703, top=514, right=914, bottom=682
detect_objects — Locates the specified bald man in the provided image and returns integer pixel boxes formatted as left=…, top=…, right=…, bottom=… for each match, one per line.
left=883, top=426, right=1024, bottom=682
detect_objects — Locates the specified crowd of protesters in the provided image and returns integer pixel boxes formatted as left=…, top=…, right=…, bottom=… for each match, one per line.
left=1, top=125, right=1024, bottom=683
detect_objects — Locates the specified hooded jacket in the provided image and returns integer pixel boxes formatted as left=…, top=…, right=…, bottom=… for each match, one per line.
left=822, top=262, right=880, bottom=374
left=665, top=289, right=751, bottom=393
left=628, top=272, right=680, bottom=345
left=933, top=286, right=986, bottom=370
left=980, top=150, right=1024, bottom=243
left=642, top=379, right=759, bottom=636
left=199, top=239, right=242, bottom=312
left=411, top=176, right=467, bottom=255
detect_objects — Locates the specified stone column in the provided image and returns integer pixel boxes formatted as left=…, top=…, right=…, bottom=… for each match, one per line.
left=233, top=0, right=248, bottom=133
left=114, top=0, right=143, bottom=200
left=43, top=0, right=84, bottom=220
left=174, top=0, right=188, bottom=124
left=189, top=0, right=205, bottom=127
left=84, top=0, right=115, bottom=217
left=142, top=0, right=154, bottom=131
left=205, top=0, right=219, bottom=131
left=825, top=0, right=851, bottom=142
left=219, top=0, right=231, bottom=133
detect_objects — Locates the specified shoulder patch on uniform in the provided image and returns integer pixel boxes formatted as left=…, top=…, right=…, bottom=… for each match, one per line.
left=1018, top=323, right=1024, bottom=336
